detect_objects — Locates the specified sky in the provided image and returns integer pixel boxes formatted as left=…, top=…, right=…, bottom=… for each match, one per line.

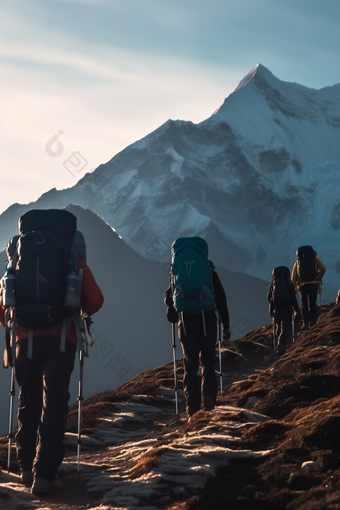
left=1, top=0, right=339, bottom=214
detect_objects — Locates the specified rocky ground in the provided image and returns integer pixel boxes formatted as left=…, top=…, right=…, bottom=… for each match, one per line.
left=1, top=302, right=340, bottom=509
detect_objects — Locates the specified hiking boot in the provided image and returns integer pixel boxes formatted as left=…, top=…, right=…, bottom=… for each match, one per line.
left=21, top=470, right=33, bottom=486
left=203, top=395, right=215, bottom=411
left=31, top=477, right=59, bottom=495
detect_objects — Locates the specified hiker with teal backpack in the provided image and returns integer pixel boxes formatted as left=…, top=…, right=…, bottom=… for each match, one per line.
left=291, top=246, right=326, bottom=329
left=267, top=266, right=300, bottom=355
left=164, top=237, right=230, bottom=420
left=0, top=209, right=104, bottom=495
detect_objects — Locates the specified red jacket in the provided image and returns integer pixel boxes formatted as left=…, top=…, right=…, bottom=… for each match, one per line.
left=0, top=259, right=104, bottom=344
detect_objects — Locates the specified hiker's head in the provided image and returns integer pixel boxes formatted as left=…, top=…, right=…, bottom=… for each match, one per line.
left=296, top=245, right=314, bottom=258
left=272, top=266, right=291, bottom=280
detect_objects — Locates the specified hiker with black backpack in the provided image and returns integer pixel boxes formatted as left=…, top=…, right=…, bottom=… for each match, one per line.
left=291, top=246, right=326, bottom=329
left=0, top=209, right=104, bottom=495
left=267, top=266, right=300, bottom=356
left=164, top=237, right=230, bottom=420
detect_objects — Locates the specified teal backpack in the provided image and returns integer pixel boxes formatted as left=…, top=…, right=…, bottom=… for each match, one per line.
left=170, top=237, right=215, bottom=315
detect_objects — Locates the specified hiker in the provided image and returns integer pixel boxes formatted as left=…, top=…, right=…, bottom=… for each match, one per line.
left=164, top=237, right=230, bottom=420
left=267, top=266, right=300, bottom=355
left=291, top=246, right=326, bottom=329
left=0, top=210, right=104, bottom=495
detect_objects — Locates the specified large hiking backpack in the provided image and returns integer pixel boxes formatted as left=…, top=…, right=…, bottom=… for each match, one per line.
left=271, top=266, right=291, bottom=305
left=170, top=237, right=215, bottom=315
left=296, top=245, right=316, bottom=283
left=12, top=209, right=77, bottom=329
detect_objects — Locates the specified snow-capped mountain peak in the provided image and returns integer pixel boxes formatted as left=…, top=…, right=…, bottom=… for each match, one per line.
left=234, top=63, right=272, bottom=91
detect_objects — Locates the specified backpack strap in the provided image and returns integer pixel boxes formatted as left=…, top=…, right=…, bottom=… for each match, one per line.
left=201, top=310, right=207, bottom=336
left=180, top=311, right=208, bottom=336
left=60, top=319, right=68, bottom=353
left=181, top=312, right=187, bottom=336
left=10, top=316, right=17, bottom=362
left=27, top=329, right=33, bottom=359
left=3, top=309, right=14, bottom=368
left=74, top=317, right=86, bottom=355
left=60, top=316, right=86, bottom=355
left=84, top=316, right=94, bottom=348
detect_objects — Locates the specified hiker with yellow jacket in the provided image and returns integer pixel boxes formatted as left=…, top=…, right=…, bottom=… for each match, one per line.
left=291, top=246, right=326, bottom=329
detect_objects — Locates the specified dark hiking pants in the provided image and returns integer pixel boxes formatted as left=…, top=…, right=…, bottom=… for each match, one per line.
left=14, top=336, right=76, bottom=480
left=273, top=308, right=292, bottom=354
left=299, top=283, right=318, bottom=327
left=178, top=313, right=217, bottom=416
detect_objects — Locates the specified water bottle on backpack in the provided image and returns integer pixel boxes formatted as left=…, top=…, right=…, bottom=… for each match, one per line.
left=2, top=266, right=16, bottom=308
left=65, top=272, right=82, bottom=309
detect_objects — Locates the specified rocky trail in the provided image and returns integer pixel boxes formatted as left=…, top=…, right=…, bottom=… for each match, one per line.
left=1, top=303, right=340, bottom=509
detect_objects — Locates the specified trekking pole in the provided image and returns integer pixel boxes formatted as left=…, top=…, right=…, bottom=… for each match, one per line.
left=292, top=311, right=295, bottom=343
left=77, top=349, right=84, bottom=475
left=7, top=366, right=16, bottom=473
left=272, top=317, right=276, bottom=349
left=172, top=323, right=179, bottom=415
left=218, top=317, right=223, bottom=393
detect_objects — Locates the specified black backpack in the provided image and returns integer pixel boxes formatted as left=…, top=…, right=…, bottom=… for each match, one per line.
left=12, top=209, right=77, bottom=329
left=271, top=266, right=291, bottom=304
left=296, top=245, right=316, bottom=282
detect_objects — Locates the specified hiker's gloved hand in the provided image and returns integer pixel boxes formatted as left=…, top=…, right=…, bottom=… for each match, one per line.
left=166, top=306, right=179, bottom=324
left=223, top=327, right=231, bottom=341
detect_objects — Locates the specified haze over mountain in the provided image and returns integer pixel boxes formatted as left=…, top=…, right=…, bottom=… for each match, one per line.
left=0, top=205, right=269, bottom=435
left=0, top=64, right=338, bottom=302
